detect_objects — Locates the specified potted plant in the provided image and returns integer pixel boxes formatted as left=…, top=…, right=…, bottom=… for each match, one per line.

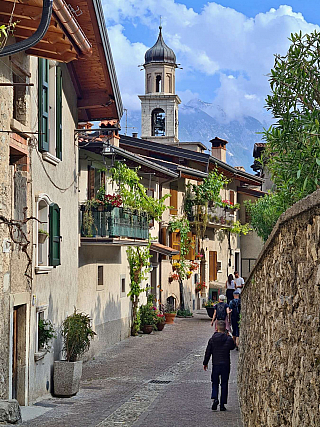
left=176, top=309, right=193, bottom=318
left=156, top=313, right=165, bottom=331
left=163, top=303, right=177, bottom=324
left=139, top=302, right=158, bottom=334
left=38, top=228, right=49, bottom=244
left=54, top=309, right=96, bottom=397
left=204, top=299, right=218, bottom=319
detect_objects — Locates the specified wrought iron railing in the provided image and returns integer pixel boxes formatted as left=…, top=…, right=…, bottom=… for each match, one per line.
left=80, top=206, right=149, bottom=240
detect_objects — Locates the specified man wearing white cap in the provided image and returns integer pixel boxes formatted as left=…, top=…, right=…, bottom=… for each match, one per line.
left=210, top=294, right=231, bottom=332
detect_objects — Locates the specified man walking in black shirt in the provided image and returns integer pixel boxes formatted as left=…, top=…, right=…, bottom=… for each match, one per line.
left=203, top=320, right=235, bottom=411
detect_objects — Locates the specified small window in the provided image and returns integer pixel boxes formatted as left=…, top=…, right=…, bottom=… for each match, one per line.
left=120, top=275, right=126, bottom=297
left=217, top=261, right=222, bottom=273
left=156, top=74, right=162, bottom=92
left=98, top=266, right=103, bottom=286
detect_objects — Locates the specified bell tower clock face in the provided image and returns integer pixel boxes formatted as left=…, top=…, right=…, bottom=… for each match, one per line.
left=138, top=26, right=181, bottom=145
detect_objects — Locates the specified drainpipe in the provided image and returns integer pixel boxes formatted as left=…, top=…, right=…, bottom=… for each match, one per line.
left=53, top=0, right=92, bottom=56
left=159, top=173, right=180, bottom=307
left=0, top=0, right=53, bottom=57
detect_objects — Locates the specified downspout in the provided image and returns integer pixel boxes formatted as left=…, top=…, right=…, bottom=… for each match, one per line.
left=159, top=173, right=180, bottom=307
left=0, top=0, right=53, bottom=57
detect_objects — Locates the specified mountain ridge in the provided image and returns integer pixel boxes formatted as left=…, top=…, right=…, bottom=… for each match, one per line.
left=121, top=98, right=265, bottom=172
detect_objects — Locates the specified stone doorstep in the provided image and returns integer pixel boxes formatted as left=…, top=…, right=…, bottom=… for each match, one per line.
left=0, top=399, right=21, bottom=425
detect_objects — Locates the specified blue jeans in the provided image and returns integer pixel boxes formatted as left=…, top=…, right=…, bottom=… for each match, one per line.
left=211, top=364, right=230, bottom=405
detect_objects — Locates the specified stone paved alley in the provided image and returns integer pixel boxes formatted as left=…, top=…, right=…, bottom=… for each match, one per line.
left=22, top=311, right=242, bottom=427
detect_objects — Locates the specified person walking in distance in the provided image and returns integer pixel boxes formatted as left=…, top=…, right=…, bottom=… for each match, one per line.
left=234, top=271, right=244, bottom=294
left=225, top=274, right=235, bottom=304
left=228, top=290, right=241, bottom=350
left=203, top=320, right=236, bottom=411
left=211, top=295, right=231, bottom=332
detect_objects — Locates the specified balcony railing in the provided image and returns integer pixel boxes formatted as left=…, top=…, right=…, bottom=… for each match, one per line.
left=208, top=205, right=235, bottom=227
left=187, top=205, right=236, bottom=227
left=80, top=206, right=149, bottom=240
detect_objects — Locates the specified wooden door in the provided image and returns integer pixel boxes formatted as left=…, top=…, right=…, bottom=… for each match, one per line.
left=12, top=308, right=18, bottom=400
left=209, top=251, right=217, bottom=281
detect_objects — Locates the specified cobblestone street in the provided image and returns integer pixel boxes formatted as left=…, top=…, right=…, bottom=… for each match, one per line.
left=23, top=311, right=242, bottom=427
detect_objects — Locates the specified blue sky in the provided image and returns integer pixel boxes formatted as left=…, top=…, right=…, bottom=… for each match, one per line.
left=103, top=0, right=319, bottom=123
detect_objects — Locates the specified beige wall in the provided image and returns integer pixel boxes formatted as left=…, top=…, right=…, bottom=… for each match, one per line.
left=238, top=192, right=264, bottom=280
left=28, top=59, right=79, bottom=403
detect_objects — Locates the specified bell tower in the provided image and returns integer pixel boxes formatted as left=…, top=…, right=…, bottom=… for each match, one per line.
left=139, top=26, right=181, bottom=144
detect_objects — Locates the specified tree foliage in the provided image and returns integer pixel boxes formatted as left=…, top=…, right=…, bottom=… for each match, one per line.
left=110, top=162, right=170, bottom=220
left=61, top=309, right=96, bottom=362
left=126, top=242, right=151, bottom=335
left=250, top=31, right=320, bottom=240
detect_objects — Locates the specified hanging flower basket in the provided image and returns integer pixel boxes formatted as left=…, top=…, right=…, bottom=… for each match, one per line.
left=38, top=230, right=49, bottom=244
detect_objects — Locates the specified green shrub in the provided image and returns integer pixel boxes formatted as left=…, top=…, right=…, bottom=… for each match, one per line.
left=61, top=309, right=96, bottom=362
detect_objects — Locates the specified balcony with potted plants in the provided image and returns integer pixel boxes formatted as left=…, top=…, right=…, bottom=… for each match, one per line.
left=80, top=189, right=149, bottom=243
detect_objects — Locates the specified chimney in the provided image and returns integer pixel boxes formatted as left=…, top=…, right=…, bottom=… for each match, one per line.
left=132, top=132, right=138, bottom=138
left=210, top=137, right=228, bottom=163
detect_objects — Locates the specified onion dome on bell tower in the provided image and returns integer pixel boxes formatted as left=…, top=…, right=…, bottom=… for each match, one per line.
left=139, top=25, right=181, bottom=145
left=144, top=26, right=177, bottom=66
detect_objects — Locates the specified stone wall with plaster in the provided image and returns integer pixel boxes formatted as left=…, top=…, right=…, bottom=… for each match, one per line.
left=238, top=189, right=320, bottom=427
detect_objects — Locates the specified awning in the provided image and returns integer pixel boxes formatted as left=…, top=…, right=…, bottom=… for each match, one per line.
left=150, top=242, right=179, bottom=257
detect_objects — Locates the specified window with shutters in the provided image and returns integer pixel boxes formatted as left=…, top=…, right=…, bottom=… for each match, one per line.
left=169, top=182, right=178, bottom=215
left=38, top=59, right=63, bottom=163
left=56, top=66, right=62, bottom=160
left=185, top=232, right=196, bottom=260
left=170, top=231, right=180, bottom=260
left=49, top=203, right=61, bottom=267
left=209, top=251, right=217, bottom=281
left=230, top=190, right=235, bottom=205
left=87, top=166, right=105, bottom=200
left=35, top=194, right=61, bottom=272
left=38, top=58, right=49, bottom=152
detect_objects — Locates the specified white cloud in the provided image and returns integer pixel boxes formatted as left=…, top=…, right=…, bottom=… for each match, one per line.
left=104, top=1, right=320, bottom=121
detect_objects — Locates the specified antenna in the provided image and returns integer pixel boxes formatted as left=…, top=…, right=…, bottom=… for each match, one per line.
left=123, top=108, right=136, bottom=136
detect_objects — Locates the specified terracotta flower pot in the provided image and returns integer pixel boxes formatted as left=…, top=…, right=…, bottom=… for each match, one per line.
left=142, top=324, right=153, bottom=334
left=164, top=313, right=176, bottom=324
left=157, top=322, right=165, bottom=331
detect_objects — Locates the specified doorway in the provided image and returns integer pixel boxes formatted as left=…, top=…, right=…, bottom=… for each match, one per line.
left=12, top=304, right=27, bottom=405
left=235, top=252, right=240, bottom=275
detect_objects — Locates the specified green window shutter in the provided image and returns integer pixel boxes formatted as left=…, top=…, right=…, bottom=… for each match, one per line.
left=49, top=203, right=61, bottom=266
left=38, top=58, right=49, bottom=152
left=56, top=66, right=62, bottom=160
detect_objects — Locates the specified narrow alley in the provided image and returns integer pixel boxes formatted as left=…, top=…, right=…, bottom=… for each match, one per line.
left=22, top=311, right=242, bottom=427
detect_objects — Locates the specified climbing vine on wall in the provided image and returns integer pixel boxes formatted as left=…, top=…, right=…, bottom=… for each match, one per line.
left=109, top=162, right=170, bottom=221
left=126, top=240, right=151, bottom=335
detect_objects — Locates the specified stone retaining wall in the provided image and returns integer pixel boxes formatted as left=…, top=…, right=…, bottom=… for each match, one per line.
left=238, top=189, right=320, bottom=427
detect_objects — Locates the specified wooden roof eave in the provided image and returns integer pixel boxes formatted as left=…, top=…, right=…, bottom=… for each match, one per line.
left=1, top=0, right=90, bottom=63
